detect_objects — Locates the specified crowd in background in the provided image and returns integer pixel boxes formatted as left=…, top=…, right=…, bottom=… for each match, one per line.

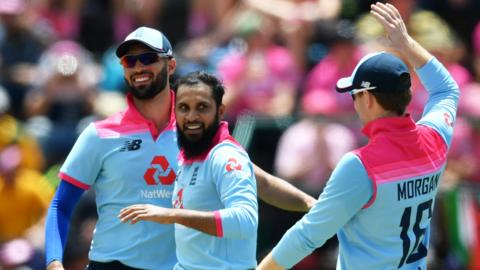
left=1, top=0, right=480, bottom=269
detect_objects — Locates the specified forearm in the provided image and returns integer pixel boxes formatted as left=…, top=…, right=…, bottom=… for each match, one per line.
left=45, top=181, right=84, bottom=266
left=396, top=37, right=433, bottom=69
left=257, top=252, right=285, bottom=270
left=254, top=164, right=316, bottom=212
left=170, top=209, right=218, bottom=236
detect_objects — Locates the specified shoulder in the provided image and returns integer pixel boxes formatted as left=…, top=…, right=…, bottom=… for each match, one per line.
left=92, top=111, right=124, bottom=136
left=91, top=110, right=148, bottom=139
left=209, top=141, right=248, bottom=161
left=207, top=141, right=251, bottom=173
left=337, top=152, right=364, bottom=169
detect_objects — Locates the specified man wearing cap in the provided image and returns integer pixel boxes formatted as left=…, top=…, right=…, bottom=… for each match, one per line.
left=44, top=26, right=315, bottom=270
left=258, top=3, right=460, bottom=270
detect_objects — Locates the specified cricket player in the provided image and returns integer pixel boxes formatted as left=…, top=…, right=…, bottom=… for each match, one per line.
left=258, top=3, right=460, bottom=270
left=120, top=71, right=257, bottom=270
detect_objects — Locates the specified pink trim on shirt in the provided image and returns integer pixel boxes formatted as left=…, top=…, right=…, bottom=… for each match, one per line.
left=372, top=155, right=446, bottom=183
left=94, top=91, right=176, bottom=140
left=214, top=211, right=224, bottom=237
left=356, top=115, right=448, bottom=209
left=58, top=172, right=90, bottom=190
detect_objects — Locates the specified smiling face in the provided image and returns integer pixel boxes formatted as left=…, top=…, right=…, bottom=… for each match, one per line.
left=122, top=43, right=174, bottom=100
left=175, top=82, right=225, bottom=158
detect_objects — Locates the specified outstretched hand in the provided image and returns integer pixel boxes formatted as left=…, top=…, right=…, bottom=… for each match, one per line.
left=370, top=2, right=411, bottom=51
left=119, top=204, right=174, bottom=225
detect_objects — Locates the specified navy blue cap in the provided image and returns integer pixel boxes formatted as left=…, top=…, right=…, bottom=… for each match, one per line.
left=336, top=51, right=411, bottom=93
left=116, top=26, right=173, bottom=58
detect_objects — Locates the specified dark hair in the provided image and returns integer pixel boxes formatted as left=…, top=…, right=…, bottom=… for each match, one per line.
left=370, top=88, right=412, bottom=116
left=369, top=72, right=412, bottom=115
left=173, top=71, right=225, bottom=107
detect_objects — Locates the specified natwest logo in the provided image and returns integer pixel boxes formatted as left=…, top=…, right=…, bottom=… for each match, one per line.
left=144, top=156, right=176, bottom=185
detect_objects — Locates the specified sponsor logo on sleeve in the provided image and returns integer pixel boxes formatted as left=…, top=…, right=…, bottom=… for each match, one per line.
left=225, top=158, right=242, bottom=172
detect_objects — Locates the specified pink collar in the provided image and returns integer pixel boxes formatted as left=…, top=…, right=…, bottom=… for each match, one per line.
left=361, top=114, right=417, bottom=139
left=124, top=91, right=176, bottom=139
left=178, top=121, right=240, bottom=165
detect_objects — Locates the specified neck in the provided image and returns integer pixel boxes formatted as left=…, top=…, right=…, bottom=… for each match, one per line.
left=372, top=110, right=398, bottom=121
left=133, top=88, right=171, bottom=130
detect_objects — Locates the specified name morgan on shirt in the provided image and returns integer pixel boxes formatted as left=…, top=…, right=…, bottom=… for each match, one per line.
left=397, top=172, right=440, bottom=201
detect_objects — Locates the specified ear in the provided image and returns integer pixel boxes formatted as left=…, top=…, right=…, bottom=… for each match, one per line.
left=218, top=104, right=226, bottom=119
left=167, top=58, right=176, bottom=75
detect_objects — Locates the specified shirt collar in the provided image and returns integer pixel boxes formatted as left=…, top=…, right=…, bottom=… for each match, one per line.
left=361, top=114, right=417, bottom=138
left=124, top=91, right=176, bottom=138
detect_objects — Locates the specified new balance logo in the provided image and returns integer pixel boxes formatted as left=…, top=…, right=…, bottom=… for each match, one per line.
left=119, top=139, right=142, bottom=152
left=361, top=81, right=371, bottom=88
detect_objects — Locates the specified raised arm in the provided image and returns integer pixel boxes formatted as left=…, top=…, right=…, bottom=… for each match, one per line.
left=372, top=2, right=459, bottom=146
left=254, top=164, right=316, bottom=212
left=370, top=2, right=432, bottom=68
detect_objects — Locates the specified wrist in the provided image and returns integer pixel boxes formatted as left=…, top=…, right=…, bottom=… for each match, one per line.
left=395, top=35, right=415, bottom=52
left=167, top=208, right=179, bottom=224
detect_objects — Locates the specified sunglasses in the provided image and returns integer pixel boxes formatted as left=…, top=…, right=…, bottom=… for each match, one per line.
left=349, top=86, right=376, bottom=101
left=120, top=52, right=165, bottom=68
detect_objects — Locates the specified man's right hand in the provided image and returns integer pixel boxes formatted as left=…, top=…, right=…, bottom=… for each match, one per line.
left=370, top=2, right=432, bottom=68
left=47, top=260, right=65, bottom=270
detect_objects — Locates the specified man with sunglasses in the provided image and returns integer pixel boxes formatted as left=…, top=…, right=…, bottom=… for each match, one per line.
left=258, top=3, right=460, bottom=270
left=44, top=26, right=315, bottom=270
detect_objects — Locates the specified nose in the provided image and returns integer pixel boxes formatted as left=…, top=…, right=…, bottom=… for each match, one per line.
left=185, top=109, right=199, bottom=122
left=132, top=60, right=146, bottom=70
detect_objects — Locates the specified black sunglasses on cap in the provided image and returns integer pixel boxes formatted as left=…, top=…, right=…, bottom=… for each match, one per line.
left=120, top=52, right=167, bottom=68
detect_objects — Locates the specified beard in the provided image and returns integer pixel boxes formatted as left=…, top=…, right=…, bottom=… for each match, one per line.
left=125, top=64, right=168, bottom=100
left=177, top=113, right=220, bottom=160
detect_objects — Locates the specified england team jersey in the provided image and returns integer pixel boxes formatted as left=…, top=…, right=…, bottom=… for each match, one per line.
left=172, top=122, right=258, bottom=270
left=272, top=57, right=460, bottom=270
left=59, top=92, right=178, bottom=270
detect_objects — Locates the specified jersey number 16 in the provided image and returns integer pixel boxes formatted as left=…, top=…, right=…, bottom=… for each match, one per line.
left=398, top=199, right=433, bottom=268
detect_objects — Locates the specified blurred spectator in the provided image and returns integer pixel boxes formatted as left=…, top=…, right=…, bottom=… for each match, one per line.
left=274, top=119, right=356, bottom=196
left=473, top=21, right=480, bottom=82
left=187, top=0, right=238, bottom=39
left=23, top=40, right=99, bottom=167
left=0, top=0, right=45, bottom=119
left=301, top=20, right=362, bottom=118
left=34, top=0, right=84, bottom=41
left=274, top=20, right=361, bottom=196
left=98, top=46, right=126, bottom=93
left=217, top=10, right=301, bottom=121
left=245, top=0, right=342, bottom=72
left=174, top=0, right=245, bottom=76
left=0, top=86, right=53, bottom=270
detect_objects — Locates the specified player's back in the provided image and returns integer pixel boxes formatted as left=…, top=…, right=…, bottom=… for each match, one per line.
left=338, top=118, right=447, bottom=270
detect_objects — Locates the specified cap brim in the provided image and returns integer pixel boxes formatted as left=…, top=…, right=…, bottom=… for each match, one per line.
left=116, top=39, right=164, bottom=58
left=336, top=76, right=354, bottom=93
